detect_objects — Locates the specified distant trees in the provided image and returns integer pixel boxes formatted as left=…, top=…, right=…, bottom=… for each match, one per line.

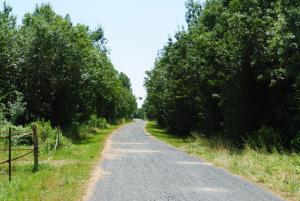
left=144, top=0, right=300, bottom=150
left=0, top=3, right=137, bottom=127
left=134, top=106, right=146, bottom=119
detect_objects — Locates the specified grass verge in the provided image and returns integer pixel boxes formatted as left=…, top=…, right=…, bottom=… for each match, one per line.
left=0, top=123, right=124, bottom=201
left=145, top=121, right=300, bottom=201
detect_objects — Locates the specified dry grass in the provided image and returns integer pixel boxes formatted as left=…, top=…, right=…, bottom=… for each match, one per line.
left=146, top=121, right=300, bottom=201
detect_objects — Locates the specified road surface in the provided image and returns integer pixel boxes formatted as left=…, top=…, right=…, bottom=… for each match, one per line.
left=88, top=120, right=283, bottom=201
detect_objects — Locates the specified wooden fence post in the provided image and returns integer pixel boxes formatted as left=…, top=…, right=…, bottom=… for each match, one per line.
left=8, top=127, right=12, bottom=181
left=32, top=125, right=38, bottom=172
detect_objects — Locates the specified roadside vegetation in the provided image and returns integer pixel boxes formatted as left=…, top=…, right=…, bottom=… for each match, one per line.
left=144, top=0, right=300, bottom=151
left=146, top=121, right=300, bottom=201
left=143, top=2, right=300, bottom=198
left=0, top=2, right=136, bottom=200
left=144, top=1, right=300, bottom=200
left=0, top=3, right=137, bottom=127
left=0, top=121, right=124, bottom=201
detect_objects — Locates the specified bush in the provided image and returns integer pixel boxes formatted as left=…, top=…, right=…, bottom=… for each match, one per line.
left=35, top=120, right=71, bottom=153
left=291, top=132, right=300, bottom=152
left=0, top=122, right=32, bottom=145
left=0, top=104, right=6, bottom=124
left=247, top=127, right=281, bottom=152
left=0, top=91, right=26, bottom=124
left=87, top=115, right=108, bottom=129
left=7, top=91, right=26, bottom=124
left=191, top=131, right=233, bottom=150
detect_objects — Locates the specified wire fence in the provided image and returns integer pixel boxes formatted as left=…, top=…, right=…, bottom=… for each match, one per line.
left=0, top=125, right=38, bottom=181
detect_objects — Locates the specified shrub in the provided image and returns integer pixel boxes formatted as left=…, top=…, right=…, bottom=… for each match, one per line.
left=0, top=91, right=26, bottom=124
left=0, top=103, right=6, bottom=124
left=35, top=120, right=71, bottom=153
left=0, top=122, right=32, bottom=145
left=247, top=127, right=281, bottom=152
left=87, top=115, right=107, bottom=129
left=65, top=120, right=93, bottom=140
left=7, top=92, right=26, bottom=124
left=291, top=132, right=300, bottom=152
left=192, top=131, right=233, bottom=150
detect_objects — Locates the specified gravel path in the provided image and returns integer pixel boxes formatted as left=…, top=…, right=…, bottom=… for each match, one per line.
left=88, top=120, right=284, bottom=201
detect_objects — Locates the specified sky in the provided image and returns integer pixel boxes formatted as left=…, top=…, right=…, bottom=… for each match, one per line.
left=2, top=0, right=189, bottom=107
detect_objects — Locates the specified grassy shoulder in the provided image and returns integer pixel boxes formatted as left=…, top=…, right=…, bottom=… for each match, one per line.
left=0, top=123, right=125, bottom=201
left=145, top=121, right=300, bottom=201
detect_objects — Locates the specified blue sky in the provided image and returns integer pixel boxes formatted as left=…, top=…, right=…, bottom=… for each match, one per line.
left=2, top=0, right=190, bottom=107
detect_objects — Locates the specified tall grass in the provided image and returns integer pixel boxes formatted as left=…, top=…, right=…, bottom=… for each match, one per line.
left=0, top=121, right=122, bottom=200
left=146, top=121, right=300, bottom=201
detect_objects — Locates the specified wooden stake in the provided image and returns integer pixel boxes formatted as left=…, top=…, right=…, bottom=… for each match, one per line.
left=8, top=127, right=12, bottom=181
left=32, top=125, right=38, bottom=172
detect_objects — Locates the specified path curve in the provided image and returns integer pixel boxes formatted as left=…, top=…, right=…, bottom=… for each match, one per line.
left=88, top=120, right=284, bottom=201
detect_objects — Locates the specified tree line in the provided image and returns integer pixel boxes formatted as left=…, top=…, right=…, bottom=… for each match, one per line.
left=0, top=3, right=137, bottom=128
left=144, top=0, right=300, bottom=151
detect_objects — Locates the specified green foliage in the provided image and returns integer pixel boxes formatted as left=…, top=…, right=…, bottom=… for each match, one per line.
left=87, top=114, right=108, bottom=129
left=0, top=121, right=120, bottom=201
left=0, top=104, right=6, bottom=124
left=0, top=3, right=17, bottom=98
left=134, top=107, right=146, bottom=119
left=35, top=120, right=71, bottom=153
left=0, top=91, right=26, bottom=124
left=185, top=0, right=202, bottom=26
left=0, top=122, right=32, bottom=145
left=144, top=0, right=300, bottom=150
left=146, top=121, right=300, bottom=201
left=0, top=3, right=136, bottom=132
left=0, top=120, right=70, bottom=152
left=291, top=132, right=300, bottom=152
left=247, top=127, right=282, bottom=152
left=119, top=72, right=132, bottom=91
left=7, top=92, right=26, bottom=124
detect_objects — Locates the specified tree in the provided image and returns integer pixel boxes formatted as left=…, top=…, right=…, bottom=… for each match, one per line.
left=145, top=0, right=300, bottom=150
left=0, top=3, right=137, bottom=129
left=185, top=0, right=202, bottom=27
left=119, top=72, right=132, bottom=91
